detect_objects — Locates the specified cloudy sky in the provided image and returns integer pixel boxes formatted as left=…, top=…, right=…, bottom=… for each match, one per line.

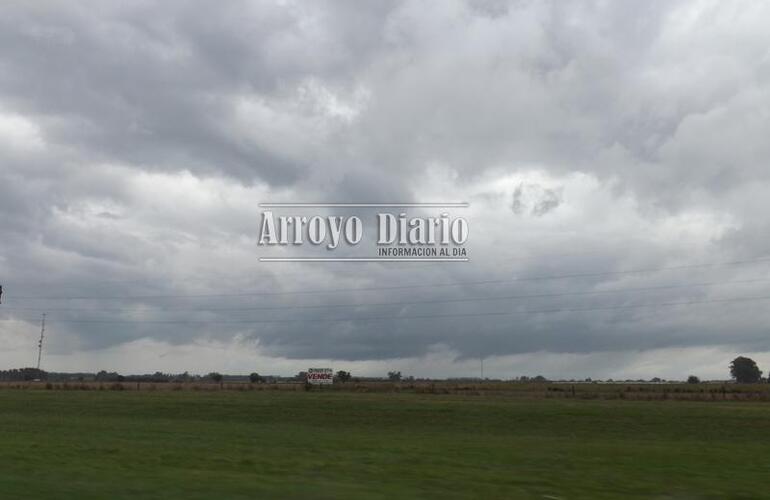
left=2, top=0, right=770, bottom=380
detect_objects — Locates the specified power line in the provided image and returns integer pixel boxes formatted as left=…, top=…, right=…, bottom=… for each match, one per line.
left=1, top=277, right=769, bottom=314
left=2, top=292, right=770, bottom=325
left=1, top=252, right=497, bottom=291
left=6, top=256, right=770, bottom=301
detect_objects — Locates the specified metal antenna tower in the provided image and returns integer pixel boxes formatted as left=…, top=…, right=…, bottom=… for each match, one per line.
left=36, top=313, right=45, bottom=371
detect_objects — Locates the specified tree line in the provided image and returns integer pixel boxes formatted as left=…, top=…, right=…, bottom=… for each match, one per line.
left=0, top=357, right=766, bottom=383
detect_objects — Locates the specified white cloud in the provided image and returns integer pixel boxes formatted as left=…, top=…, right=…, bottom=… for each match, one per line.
left=0, top=111, right=44, bottom=151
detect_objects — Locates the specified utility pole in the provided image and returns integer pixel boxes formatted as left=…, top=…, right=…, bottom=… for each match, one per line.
left=480, top=357, right=484, bottom=381
left=36, top=313, right=45, bottom=371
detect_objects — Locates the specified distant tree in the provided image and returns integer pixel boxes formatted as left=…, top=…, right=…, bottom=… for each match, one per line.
left=335, top=370, right=351, bottom=383
left=687, top=375, right=700, bottom=384
left=95, top=370, right=121, bottom=382
left=0, top=368, right=48, bottom=382
left=208, top=372, right=223, bottom=383
left=730, top=356, right=762, bottom=384
left=387, top=371, right=402, bottom=382
left=532, top=375, right=547, bottom=383
left=151, top=371, right=170, bottom=383
left=249, top=372, right=263, bottom=384
left=296, top=371, right=308, bottom=381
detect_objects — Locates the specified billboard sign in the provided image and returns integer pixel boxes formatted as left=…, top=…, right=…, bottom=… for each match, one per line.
left=307, top=368, right=333, bottom=385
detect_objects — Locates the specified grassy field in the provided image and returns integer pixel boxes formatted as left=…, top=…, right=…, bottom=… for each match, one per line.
left=7, top=379, right=770, bottom=402
left=1, top=390, right=770, bottom=499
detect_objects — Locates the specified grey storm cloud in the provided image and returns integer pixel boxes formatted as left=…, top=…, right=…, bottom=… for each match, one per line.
left=1, top=0, right=770, bottom=376
left=511, top=183, right=562, bottom=217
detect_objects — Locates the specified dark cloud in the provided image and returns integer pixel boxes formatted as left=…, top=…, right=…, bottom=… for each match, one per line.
left=511, top=183, right=562, bottom=216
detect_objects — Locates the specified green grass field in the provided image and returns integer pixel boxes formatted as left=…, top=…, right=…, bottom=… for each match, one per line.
left=1, top=390, right=770, bottom=499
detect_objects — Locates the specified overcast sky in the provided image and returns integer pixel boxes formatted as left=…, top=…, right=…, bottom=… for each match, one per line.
left=2, top=0, right=770, bottom=380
